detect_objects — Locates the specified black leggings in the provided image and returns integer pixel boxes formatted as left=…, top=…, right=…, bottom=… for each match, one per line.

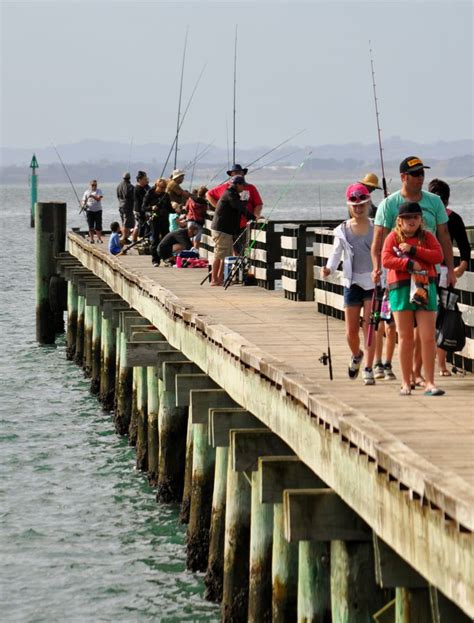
left=150, top=219, right=169, bottom=263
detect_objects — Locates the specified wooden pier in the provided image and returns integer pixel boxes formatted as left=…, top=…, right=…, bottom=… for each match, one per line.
left=35, top=202, right=473, bottom=621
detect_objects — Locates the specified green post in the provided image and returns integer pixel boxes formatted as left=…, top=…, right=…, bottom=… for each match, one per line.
left=35, top=201, right=66, bottom=344
left=66, top=281, right=78, bottom=360
left=147, top=366, right=160, bottom=485
left=297, top=541, right=330, bottom=622
left=99, top=313, right=116, bottom=411
left=30, top=154, right=38, bottom=228
left=272, top=503, right=298, bottom=622
left=180, top=412, right=194, bottom=523
left=115, top=331, right=133, bottom=436
left=90, top=305, right=102, bottom=394
left=135, top=367, right=148, bottom=471
left=74, top=295, right=85, bottom=366
left=83, top=303, right=93, bottom=376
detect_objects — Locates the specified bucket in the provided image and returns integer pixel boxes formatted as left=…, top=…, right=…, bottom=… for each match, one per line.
left=224, top=256, right=238, bottom=282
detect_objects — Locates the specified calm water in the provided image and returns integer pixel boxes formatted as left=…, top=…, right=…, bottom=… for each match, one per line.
left=0, top=178, right=472, bottom=622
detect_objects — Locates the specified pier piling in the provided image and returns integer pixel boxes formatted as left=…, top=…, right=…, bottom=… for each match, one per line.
left=66, top=281, right=78, bottom=359
left=147, top=366, right=160, bottom=485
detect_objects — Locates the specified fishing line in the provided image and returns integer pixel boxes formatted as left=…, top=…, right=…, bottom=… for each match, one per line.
left=52, top=144, right=84, bottom=213
left=174, top=27, right=189, bottom=169
left=232, top=25, right=238, bottom=164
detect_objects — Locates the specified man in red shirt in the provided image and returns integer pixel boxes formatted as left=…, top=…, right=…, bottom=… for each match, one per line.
left=206, top=163, right=263, bottom=253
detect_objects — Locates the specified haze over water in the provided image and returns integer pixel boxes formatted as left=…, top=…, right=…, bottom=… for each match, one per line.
left=0, top=179, right=472, bottom=621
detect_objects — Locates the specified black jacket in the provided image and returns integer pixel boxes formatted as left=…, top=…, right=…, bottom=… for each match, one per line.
left=211, top=187, right=255, bottom=235
left=116, top=180, right=134, bottom=210
left=134, top=184, right=150, bottom=215
left=143, top=188, right=174, bottom=222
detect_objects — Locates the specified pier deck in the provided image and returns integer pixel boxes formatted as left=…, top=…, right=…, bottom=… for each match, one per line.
left=68, top=232, right=473, bottom=616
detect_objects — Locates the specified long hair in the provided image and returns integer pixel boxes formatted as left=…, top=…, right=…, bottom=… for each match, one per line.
left=394, top=216, right=425, bottom=244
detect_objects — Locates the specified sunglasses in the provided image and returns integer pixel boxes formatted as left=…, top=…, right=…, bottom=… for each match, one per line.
left=407, top=170, right=425, bottom=178
left=349, top=195, right=369, bottom=203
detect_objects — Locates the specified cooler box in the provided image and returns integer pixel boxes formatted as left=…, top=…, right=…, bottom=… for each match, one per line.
left=224, top=256, right=238, bottom=282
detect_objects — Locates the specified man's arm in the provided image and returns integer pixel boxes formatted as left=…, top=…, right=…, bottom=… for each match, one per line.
left=437, top=223, right=456, bottom=287
left=253, top=204, right=263, bottom=218
left=371, top=224, right=389, bottom=283
left=206, top=191, right=218, bottom=208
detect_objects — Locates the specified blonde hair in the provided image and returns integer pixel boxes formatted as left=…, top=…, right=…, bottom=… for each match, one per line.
left=394, top=216, right=425, bottom=244
left=155, top=178, right=168, bottom=190
left=347, top=201, right=370, bottom=219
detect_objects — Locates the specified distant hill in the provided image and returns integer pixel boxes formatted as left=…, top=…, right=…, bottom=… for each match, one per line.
left=1, top=137, right=472, bottom=168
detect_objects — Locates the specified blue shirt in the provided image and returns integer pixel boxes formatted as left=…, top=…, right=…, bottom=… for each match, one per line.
left=109, top=232, right=121, bottom=255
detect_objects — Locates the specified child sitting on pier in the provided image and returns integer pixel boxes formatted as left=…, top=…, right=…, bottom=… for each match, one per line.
left=382, top=202, right=444, bottom=396
left=321, top=183, right=376, bottom=385
left=108, top=221, right=124, bottom=255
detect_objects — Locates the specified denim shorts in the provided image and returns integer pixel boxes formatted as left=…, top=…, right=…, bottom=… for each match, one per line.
left=343, top=284, right=373, bottom=307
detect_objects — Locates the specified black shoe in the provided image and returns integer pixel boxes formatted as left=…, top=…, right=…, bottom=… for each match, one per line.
left=152, top=261, right=160, bottom=267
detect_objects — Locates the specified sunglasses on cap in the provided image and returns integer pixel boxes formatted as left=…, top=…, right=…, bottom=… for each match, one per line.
left=349, top=195, right=369, bottom=203
left=407, top=170, right=425, bottom=178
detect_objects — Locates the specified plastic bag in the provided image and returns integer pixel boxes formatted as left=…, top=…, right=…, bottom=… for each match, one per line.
left=436, top=289, right=466, bottom=352
left=409, top=270, right=429, bottom=307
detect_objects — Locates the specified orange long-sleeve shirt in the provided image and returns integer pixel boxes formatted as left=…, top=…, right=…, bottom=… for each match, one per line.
left=382, top=230, right=443, bottom=289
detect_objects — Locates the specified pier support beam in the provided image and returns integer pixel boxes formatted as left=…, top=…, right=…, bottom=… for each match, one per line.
left=35, top=202, right=66, bottom=344
left=184, top=387, right=235, bottom=573
left=99, top=312, right=116, bottom=411
left=74, top=295, right=85, bottom=367
left=284, top=489, right=385, bottom=621
left=259, top=456, right=326, bottom=623
left=156, top=360, right=198, bottom=503
left=90, top=305, right=102, bottom=394
left=135, top=366, right=148, bottom=471
left=83, top=303, right=93, bottom=376
left=147, top=366, right=159, bottom=486
left=66, top=281, right=78, bottom=360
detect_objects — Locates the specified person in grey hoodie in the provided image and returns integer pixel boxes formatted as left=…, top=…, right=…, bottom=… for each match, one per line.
left=321, top=183, right=376, bottom=385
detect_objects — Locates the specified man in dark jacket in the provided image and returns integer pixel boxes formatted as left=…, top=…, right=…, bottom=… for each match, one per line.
left=210, top=175, right=255, bottom=286
left=157, top=222, right=198, bottom=263
left=133, top=170, right=150, bottom=241
left=116, top=172, right=135, bottom=239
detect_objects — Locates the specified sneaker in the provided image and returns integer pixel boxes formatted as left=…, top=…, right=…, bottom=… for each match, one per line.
left=374, top=362, right=385, bottom=380
left=152, top=261, right=160, bottom=267
left=363, top=367, right=375, bottom=386
left=348, top=352, right=363, bottom=379
left=384, top=363, right=396, bottom=381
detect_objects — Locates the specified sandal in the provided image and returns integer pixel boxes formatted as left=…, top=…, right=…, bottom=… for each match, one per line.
left=424, top=388, right=445, bottom=396
left=439, top=370, right=452, bottom=377
left=399, top=387, right=412, bottom=396
left=414, top=377, right=426, bottom=388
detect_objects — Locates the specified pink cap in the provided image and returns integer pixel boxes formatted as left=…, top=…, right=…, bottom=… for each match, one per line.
left=346, top=183, right=371, bottom=205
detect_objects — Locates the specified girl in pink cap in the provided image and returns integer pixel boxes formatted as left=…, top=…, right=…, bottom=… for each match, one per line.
left=321, top=183, right=376, bottom=384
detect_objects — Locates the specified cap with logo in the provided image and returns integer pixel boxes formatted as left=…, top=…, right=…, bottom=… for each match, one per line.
left=398, top=202, right=423, bottom=217
left=345, top=183, right=371, bottom=205
left=399, top=157, right=431, bottom=174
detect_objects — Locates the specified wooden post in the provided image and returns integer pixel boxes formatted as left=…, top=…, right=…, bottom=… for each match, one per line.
left=135, top=366, right=148, bottom=471
left=90, top=305, right=102, bottom=395
left=222, top=432, right=252, bottom=623
left=35, top=202, right=66, bottom=343
left=297, top=541, right=330, bottom=622
left=147, top=366, right=159, bottom=486
left=66, top=281, right=78, bottom=360
left=205, top=445, right=228, bottom=602
left=180, top=411, right=194, bottom=524
left=115, top=329, right=133, bottom=435
left=129, top=367, right=138, bottom=445
left=273, top=503, right=298, bottom=623
left=74, top=295, right=85, bottom=367
left=248, top=467, right=273, bottom=623
left=83, top=303, right=93, bottom=376
left=99, top=312, right=116, bottom=411
left=156, top=361, right=197, bottom=503
left=395, top=588, right=431, bottom=623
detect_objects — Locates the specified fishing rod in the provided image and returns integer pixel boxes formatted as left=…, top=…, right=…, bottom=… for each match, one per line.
left=226, top=119, right=230, bottom=171
left=368, top=41, right=387, bottom=347
left=199, top=225, right=249, bottom=286
left=184, top=140, right=215, bottom=173
left=247, top=148, right=302, bottom=176
left=223, top=150, right=313, bottom=289
left=174, top=28, right=189, bottom=169
left=52, top=144, right=84, bottom=213
left=369, top=41, right=388, bottom=200
left=232, top=25, right=238, bottom=164
left=188, top=143, right=200, bottom=191
left=452, top=174, right=474, bottom=185
left=160, top=62, right=207, bottom=178
left=245, top=129, right=306, bottom=170
left=318, top=186, right=333, bottom=380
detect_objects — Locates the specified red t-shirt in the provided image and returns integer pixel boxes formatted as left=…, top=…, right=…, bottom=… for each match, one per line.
left=207, top=182, right=263, bottom=227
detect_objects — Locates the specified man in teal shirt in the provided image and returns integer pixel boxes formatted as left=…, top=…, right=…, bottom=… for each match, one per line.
left=371, top=156, right=456, bottom=287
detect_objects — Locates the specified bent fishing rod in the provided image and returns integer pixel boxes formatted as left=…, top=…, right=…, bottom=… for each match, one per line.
left=160, top=62, right=207, bottom=178
left=318, top=185, right=333, bottom=380
left=52, top=144, right=84, bottom=213
left=223, top=150, right=313, bottom=289
left=174, top=28, right=189, bottom=169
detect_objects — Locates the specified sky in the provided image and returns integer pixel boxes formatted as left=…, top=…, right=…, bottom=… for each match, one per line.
left=1, top=0, right=473, bottom=150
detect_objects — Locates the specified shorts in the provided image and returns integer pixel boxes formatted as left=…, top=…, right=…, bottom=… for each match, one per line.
left=187, top=220, right=204, bottom=243
left=389, top=282, right=438, bottom=312
left=343, top=284, right=373, bottom=307
left=86, top=210, right=102, bottom=231
left=120, top=206, right=135, bottom=229
left=211, top=230, right=233, bottom=260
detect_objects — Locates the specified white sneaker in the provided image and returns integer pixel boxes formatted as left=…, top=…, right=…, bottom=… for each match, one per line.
left=348, top=352, right=363, bottom=379
left=374, top=362, right=385, bottom=380
left=384, top=363, right=396, bottom=381
left=363, top=367, right=375, bottom=386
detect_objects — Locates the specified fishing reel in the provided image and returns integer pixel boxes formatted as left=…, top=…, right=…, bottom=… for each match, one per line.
left=319, top=352, right=330, bottom=366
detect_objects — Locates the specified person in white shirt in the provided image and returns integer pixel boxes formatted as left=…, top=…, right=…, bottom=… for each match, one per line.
left=82, top=180, right=104, bottom=243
